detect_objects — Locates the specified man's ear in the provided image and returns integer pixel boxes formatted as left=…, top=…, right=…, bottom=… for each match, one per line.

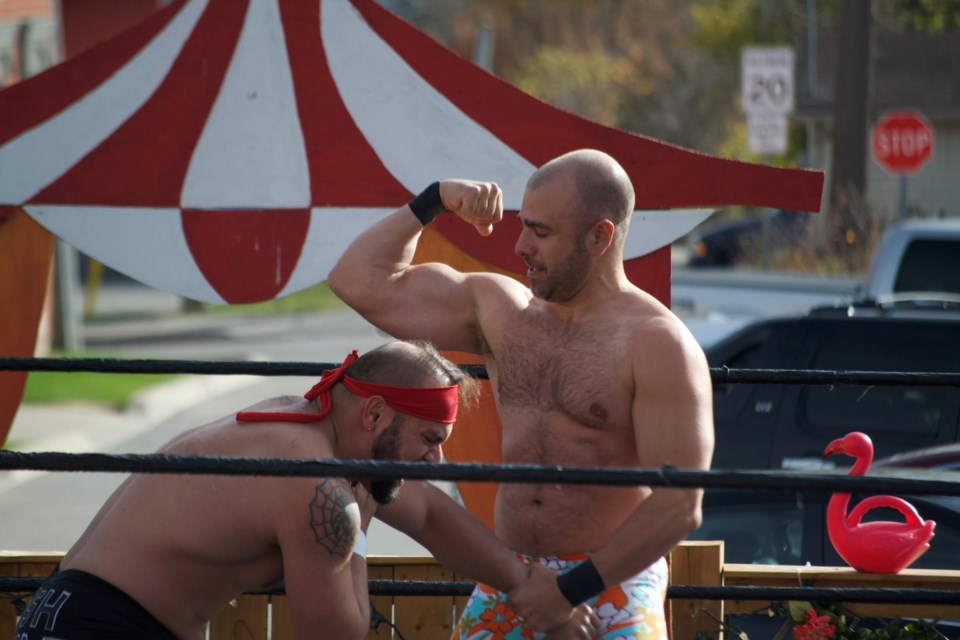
left=361, top=396, right=394, bottom=433
left=588, top=219, right=615, bottom=256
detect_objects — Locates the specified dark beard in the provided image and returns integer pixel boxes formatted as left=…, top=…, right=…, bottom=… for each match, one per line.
left=530, top=240, right=590, bottom=302
left=370, top=415, right=404, bottom=504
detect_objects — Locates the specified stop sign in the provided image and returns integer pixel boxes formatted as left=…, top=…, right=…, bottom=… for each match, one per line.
left=872, top=110, right=934, bottom=174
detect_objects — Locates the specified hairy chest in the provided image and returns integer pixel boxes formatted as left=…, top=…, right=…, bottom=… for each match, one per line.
left=493, top=314, right=633, bottom=430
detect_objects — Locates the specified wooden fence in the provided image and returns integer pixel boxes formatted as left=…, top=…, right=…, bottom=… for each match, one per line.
left=4, top=543, right=960, bottom=639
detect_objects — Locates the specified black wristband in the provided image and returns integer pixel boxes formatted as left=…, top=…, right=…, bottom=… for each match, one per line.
left=556, top=559, right=606, bottom=606
left=408, top=182, right=445, bottom=226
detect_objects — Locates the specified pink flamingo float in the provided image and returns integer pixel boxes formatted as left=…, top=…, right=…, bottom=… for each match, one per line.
left=824, top=431, right=936, bottom=574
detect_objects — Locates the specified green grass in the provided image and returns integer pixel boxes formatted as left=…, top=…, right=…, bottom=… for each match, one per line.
left=21, top=350, right=181, bottom=410
left=22, top=371, right=181, bottom=409
left=22, top=283, right=345, bottom=408
left=203, top=281, right=346, bottom=314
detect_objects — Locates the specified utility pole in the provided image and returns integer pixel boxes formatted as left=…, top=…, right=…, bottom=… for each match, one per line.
left=827, top=0, right=872, bottom=263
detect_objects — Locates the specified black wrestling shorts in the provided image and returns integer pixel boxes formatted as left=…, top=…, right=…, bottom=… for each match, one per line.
left=15, top=568, right=177, bottom=640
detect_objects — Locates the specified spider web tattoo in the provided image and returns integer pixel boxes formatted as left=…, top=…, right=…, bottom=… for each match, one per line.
left=309, top=479, right=358, bottom=558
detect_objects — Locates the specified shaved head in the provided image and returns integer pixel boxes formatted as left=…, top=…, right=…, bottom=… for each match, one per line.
left=526, top=149, right=635, bottom=243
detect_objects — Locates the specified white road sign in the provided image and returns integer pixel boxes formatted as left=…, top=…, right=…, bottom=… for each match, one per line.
left=741, top=46, right=795, bottom=116
left=747, top=114, right=788, bottom=155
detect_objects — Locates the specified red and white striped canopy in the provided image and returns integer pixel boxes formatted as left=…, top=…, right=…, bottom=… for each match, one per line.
left=0, top=0, right=823, bottom=303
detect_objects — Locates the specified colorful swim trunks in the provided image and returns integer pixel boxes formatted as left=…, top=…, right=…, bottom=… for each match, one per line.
left=452, top=553, right=669, bottom=639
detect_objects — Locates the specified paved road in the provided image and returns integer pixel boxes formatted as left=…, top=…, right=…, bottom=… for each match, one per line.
left=0, top=285, right=453, bottom=555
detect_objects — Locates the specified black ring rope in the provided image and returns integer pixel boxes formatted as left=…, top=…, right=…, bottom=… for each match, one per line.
left=2, top=360, right=960, bottom=623
left=1, top=577, right=959, bottom=605
left=1, top=451, right=959, bottom=496
left=4, top=357, right=960, bottom=387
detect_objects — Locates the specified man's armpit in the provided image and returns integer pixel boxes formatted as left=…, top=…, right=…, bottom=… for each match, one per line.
left=308, top=478, right=358, bottom=558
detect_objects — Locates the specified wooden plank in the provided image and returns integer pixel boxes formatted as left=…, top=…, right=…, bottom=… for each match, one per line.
left=392, top=563, right=456, bottom=640
left=723, top=563, right=960, bottom=620
left=208, top=594, right=269, bottom=640
left=0, top=555, right=62, bottom=639
left=0, top=558, right=20, bottom=639
left=668, top=541, right=724, bottom=639
left=450, top=570, right=475, bottom=631
left=270, top=595, right=293, bottom=640
left=366, top=562, right=396, bottom=640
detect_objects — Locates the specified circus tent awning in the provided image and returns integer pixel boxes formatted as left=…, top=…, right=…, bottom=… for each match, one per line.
left=0, top=0, right=824, bottom=304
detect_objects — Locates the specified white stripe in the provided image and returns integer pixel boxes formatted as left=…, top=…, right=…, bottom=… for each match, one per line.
left=0, top=0, right=209, bottom=202
left=182, top=0, right=309, bottom=208
left=279, top=207, right=715, bottom=298
left=25, top=205, right=224, bottom=303
left=322, top=0, right=535, bottom=208
left=279, top=207, right=393, bottom=297
left=624, top=209, right=716, bottom=260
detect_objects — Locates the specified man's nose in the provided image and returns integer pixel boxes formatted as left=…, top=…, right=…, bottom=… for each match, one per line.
left=514, top=229, right=529, bottom=258
left=423, top=444, right=443, bottom=463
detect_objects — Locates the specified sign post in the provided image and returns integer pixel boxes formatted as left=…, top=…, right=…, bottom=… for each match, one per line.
left=741, top=46, right=795, bottom=268
left=741, top=46, right=794, bottom=155
left=871, top=110, right=934, bottom=219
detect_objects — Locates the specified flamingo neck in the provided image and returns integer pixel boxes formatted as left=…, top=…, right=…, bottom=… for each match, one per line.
left=849, top=449, right=872, bottom=476
left=829, top=446, right=871, bottom=529
left=827, top=490, right=851, bottom=528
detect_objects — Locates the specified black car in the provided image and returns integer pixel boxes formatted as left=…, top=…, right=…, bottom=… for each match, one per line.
left=706, top=301, right=960, bottom=471
left=686, top=210, right=807, bottom=267
left=875, top=442, right=960, bottom=471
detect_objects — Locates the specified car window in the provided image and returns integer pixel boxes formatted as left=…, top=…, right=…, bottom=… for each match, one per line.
left=687, top=502, right=803, bottom=565
left=894, top=240, right=960, bottom=295
left=800, top=328, right=951, bottom=437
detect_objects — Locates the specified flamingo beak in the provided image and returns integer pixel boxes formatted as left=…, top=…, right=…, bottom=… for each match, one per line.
left=824, top=438, right=845, bottom=456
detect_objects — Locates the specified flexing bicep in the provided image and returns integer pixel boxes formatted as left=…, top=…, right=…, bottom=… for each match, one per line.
left=279, top=478, right=369, bottom=640
left=365, top=261, right=491, bottom=353
left=328, top=206, right=500, bottom=353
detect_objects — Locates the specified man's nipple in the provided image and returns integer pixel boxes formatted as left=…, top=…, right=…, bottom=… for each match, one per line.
left=590, top=402, right=608, bottom=421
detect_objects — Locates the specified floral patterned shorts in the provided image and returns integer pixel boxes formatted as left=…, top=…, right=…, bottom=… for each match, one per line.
left=451, top=553, right=669, bottom=640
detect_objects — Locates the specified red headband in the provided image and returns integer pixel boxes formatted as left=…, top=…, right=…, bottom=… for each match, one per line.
left=237, top=350, right=460, bottom=424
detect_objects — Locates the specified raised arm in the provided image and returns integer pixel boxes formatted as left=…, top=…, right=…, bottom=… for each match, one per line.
left=328, top=180, right=509, bottom=353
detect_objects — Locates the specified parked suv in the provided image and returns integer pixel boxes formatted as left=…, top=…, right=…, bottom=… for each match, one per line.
left=707, top=301, right=960, bottom=470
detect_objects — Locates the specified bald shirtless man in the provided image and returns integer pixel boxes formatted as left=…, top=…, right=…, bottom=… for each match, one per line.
left=15, top=341, right=595, bottom=640
left=328, top=149, right=715, bottom=639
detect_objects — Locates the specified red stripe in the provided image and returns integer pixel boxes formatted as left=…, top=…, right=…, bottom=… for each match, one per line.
left=181, top=208, right=309, bottom=304
left=349, top=0, right=823, bottom=214
left=281, top=0, right=410, bottom=206
left=33, top=0, right=248, bottom=206
left=0, top=0, right=186, bottom=148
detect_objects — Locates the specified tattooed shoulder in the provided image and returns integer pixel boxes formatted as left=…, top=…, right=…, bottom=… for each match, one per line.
left=308, top=478, right=358, bottom=558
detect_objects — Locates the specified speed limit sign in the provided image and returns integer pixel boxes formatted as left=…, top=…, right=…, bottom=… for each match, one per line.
left=741, top=46, right=795, bottom=116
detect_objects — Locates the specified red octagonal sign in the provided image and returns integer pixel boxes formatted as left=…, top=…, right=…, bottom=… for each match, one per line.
left=872, top=110, right=934, bottom=175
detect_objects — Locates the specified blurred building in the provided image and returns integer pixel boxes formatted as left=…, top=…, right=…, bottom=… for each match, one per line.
left=797, top=28, right=960, bottom=220
left=0, top=0, right=59, bottom=85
